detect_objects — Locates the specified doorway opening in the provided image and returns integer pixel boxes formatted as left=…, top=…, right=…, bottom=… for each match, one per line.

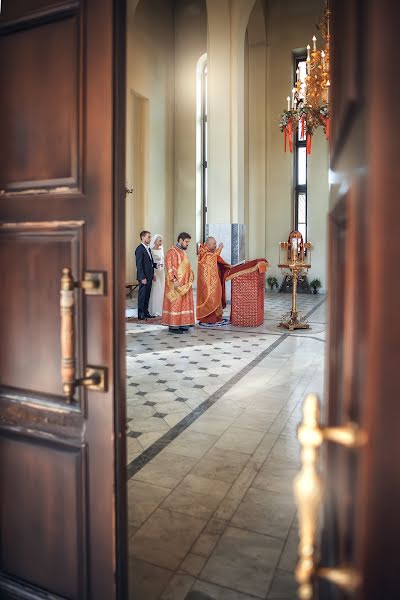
left=123, top=0, right=329, bottom=598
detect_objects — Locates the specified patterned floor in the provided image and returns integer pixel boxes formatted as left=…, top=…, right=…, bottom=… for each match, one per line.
left=126, top=292, right=327, bottom=599
left=126, top=292, right=325, bottom=466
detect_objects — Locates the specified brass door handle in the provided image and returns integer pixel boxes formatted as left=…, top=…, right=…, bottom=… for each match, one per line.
left=294, top=393, right=367, bottom=599
left=60, top=268, right=106, bottom=402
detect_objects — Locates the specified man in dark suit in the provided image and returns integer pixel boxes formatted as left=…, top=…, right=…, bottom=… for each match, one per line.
left=135, top=230, right=157, bottom=320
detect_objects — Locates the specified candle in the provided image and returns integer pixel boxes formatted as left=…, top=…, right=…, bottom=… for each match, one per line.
left=312, top=35, right=317, bottom=51
left=326, top=80, right=330, bottom=104
left=307, top=44, right=310, bottom=59
left=287, top=96, right=290, bottom=111
left=292, top=88, right=295, bottom=108
left=321, top=50, right=325, bottom=71
left=296, top=67, right=300, bottom=82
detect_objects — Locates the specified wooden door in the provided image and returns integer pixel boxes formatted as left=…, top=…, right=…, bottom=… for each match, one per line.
left=304, top=0, right=400, bottom=599
left=0, top=1, right=127, bottom=599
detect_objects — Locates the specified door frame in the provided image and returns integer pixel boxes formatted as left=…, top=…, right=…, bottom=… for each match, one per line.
left=113, top=0, right=128, bottom=596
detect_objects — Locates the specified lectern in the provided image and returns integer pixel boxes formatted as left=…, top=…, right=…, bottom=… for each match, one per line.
left=226, top=259, right=268, bottom=327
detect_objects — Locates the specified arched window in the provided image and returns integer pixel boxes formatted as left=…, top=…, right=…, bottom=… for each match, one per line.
left=294, top=55, right=308, bottom=241
left=196, top=54, right=207, bottom=242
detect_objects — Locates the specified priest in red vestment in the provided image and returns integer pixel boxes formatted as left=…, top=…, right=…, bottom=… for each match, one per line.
left=162, top=232, right=195, bottom=334
left=196, top=237, right=231, bottom=325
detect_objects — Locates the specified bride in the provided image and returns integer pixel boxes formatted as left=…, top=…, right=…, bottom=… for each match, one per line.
left=149, top=234, right=165, bottom=317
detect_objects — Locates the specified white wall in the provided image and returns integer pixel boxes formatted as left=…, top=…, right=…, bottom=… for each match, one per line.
left=126, top=0, right=175, bottom=281
left=125, top=0, right=329, bottom=288
left=174, top=0, right=207, bottom=275
left=265, top=0, right=329, bottom=287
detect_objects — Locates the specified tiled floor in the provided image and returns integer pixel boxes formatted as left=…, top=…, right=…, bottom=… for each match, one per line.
left=126, top=292, right=326, bottom=599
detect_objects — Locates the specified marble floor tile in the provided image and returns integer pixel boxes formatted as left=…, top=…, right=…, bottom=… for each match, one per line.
left=163, top=431, right=219, bottom=459
left=278, top=525, right=299, bottom=572
left=127, top=437, right=143, bottom=463
left=164, top=411, right=192, bottom=428
left=214, top=426, right=265, bottom=455
left=160, top=474, right=230, bottom=520
left=129, top=416, right=170, bottom=434
left=188, top=416, right=234, bottom=436
left=188, top=580, right=259, bottom=599
left=231, top=487, right=296, bottom=540
left=251, top=459, right=298, bottom=495
left=128, top=558, right=172, bottom=600
left=200, top=526, right=283, bottom=598
left=179, top=553, right=208, bottom=577
left=160, top=573, right=195, bottom=600
left=133, top=452, right=198, bottom=489
left=191, top=447, right=250, bottom=483
left=127, top=479, right=171, bottom=528
left=267, top=568, right=297, bottom=599
left=232, top=410, right=277, bottom=433
left=131, top=508, right=207, bottom=570
left=138, top=430, right=166, bottom=451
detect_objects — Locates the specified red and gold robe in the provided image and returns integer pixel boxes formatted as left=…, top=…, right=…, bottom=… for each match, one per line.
left=162, top=246, right=195, bottom=327
left=196, top=244, right=230, bottom=324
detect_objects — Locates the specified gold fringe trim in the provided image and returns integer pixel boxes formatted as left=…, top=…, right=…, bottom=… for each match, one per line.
left=226, top=261, right=268, bottom=282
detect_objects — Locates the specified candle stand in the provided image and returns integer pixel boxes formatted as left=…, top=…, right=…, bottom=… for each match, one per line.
left=278, top=231, right=312, bottom=331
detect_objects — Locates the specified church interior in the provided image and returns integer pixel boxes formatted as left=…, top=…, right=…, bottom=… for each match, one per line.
left=2, top=0, right=399, bottom=598
left=125, top=0, right=329, bottom=597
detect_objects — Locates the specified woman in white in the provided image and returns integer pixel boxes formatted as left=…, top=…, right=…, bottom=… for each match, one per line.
left=149, top=234, right=165, bottom=316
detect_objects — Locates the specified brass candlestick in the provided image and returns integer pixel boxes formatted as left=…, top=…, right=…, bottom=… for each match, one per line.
left=278, top=231, right=312, bottom=331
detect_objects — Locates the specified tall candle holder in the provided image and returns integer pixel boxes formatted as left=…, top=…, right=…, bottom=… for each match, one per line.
left=278, top=231, right=312, bottom=330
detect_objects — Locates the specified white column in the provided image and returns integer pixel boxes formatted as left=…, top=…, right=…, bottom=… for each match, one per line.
left=206, top=0, right=232, bottom=224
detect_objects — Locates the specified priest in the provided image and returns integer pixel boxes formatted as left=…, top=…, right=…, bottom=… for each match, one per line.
left=162, top=232, right=195, bottom=334
left=196, top=237, right=231, bottom=325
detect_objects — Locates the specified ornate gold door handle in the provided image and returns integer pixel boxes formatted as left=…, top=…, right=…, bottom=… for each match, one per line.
left=294, top=393, right=367, bottom=599
left=60, top=268, right=106, bottom=402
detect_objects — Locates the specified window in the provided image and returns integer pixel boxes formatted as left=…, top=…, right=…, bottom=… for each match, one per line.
left=200, top=62, right=208, bottom=241
left=294, top=56, right=307, bottom=242
left=196, top=54, right=208, bottom=244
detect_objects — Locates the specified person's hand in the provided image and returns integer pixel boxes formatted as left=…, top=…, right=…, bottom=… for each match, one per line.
left=174, top=281, right=180, bottom=289
left=218, top=243, right=224, bottom=251
left=141, top=278, right=147, bottom=285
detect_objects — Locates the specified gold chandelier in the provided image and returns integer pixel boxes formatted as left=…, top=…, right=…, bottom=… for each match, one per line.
left=279, top=1, right=331, bottom=155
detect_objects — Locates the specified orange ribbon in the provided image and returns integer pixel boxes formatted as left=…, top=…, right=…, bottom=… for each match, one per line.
left=306, top=133, right=312, bottom=155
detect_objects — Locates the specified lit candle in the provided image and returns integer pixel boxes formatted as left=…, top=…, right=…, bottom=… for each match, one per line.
left=307, top=44, right=310, bottom=59
left=312, top=35, right=317, bottom=51
left=287, top=96, right=290, bottom=111
left=321, top=50, right=325, bottom=70
left=292, top=88, right=296, bottom=108
left=296, top=67, right=300, bottom=82
left=326, top=80, right=330, bottom=104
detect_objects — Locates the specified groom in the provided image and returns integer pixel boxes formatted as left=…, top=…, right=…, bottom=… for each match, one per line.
left=135, top=230, right=156, bottom=320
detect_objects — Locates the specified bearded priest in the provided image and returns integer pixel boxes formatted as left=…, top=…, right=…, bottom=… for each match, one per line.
left=162, top=232, right=195, bottom=334
left=196, top=237, right=231, bottom=326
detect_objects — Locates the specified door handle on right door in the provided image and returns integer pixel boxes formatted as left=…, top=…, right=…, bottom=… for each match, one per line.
left=60, top=267, right=107, bottom=402
left=294, top=393, right=367, bottom=600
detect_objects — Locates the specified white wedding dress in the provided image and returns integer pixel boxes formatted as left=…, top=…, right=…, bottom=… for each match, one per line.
left=149, top=238, right=165, bottom=317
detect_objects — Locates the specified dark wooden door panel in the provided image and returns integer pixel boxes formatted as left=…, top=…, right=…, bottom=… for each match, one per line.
left=0, top=16, right=80, bottom=191
left=0, top=0, right=127, bottom=598
left=0, top=222, right=83, bottom=398
left=0, top=0, right=78, bottom=23
left=0, top=434, right=86, bottom=599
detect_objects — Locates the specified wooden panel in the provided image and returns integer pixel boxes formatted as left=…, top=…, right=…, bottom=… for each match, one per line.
left=0, top=0, right=79, bottom=26
left=0, top=17, right=80, bottom=192
left=330, top=0, right=364, bottom=164
left=0, top=434, right=87, bottom=599
left=0, top=223, right=83, bottom=399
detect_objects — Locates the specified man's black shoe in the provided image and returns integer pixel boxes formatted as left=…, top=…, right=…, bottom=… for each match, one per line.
left=169, top=327, right=183, bottom=334
left=145, top=313, right=156, bottom=319
left=138, top=315, right=147, bottom=321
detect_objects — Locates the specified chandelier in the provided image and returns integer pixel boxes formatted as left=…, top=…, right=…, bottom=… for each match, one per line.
left=279, top=1, right=331, bottom=155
